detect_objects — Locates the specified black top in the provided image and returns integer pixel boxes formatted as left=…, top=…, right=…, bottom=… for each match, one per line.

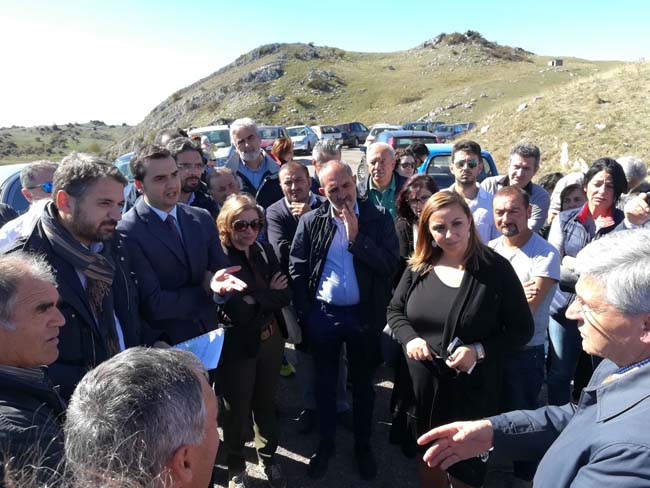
left=405, top=270, right=460, bottom=354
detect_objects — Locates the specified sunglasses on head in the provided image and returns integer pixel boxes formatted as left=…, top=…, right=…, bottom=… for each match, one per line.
left=27, top=181, right=53, bottom=193
left=453, top=159, right=479, bottom=169
left=232, top=219, right=263, bottom=232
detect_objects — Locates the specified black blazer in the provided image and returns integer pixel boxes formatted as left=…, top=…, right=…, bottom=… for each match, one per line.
left=118, top=199, right=229, bottom=345
left=265, top=196, right=324, bottom=276
left=387, top=248, right=534, bottom=415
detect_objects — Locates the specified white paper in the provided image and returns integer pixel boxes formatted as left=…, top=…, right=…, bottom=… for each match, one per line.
left=173, top=329, right=224, bottom=370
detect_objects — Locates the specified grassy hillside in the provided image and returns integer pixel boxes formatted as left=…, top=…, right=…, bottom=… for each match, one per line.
left=0, top=121, right=131, bottom=165
left=466, top=61, right=650, bottom=174
left=114, top=32, right=623, bottom=158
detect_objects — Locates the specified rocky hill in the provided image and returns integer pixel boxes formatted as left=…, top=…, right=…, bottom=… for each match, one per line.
left=114, top=31, right=623, bottom=160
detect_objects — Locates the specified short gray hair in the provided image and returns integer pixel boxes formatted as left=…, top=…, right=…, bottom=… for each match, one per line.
left=20, top=160, right=58, bottom=190
left=229, top=117, right=258, bottom=141
left=367, top=142, right=395, bottom=160
left=312, top=138, right=341, bottom=164
left=576, top=229, right=650, bottom=315
left=319, top=160, right=354, bottom=180
left=0, top=252, right=56, bottom=330
left=64, top=347, right=208, bottom=486
left=617, top=155, right=647, bottom=184
left=510, top=142, right=541, bottom=169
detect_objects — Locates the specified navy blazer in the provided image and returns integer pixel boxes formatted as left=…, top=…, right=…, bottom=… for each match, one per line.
left=118, top=199, right=229, bottom=344
left=265, top=196, right=324, bottom=276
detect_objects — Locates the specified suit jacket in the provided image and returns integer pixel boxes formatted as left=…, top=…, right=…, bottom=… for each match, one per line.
left=265, top=195, right=324, bottom=276
left=118, top=199, right=229, bottom=345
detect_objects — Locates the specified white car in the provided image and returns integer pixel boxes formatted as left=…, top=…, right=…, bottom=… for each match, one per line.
left=364, top=124, right=402, bottom=147
left=311, top=125, right=343, bottom=142
left=287, top=125, right=319, bottom=154
left=188, top=125, right=234, bottom=166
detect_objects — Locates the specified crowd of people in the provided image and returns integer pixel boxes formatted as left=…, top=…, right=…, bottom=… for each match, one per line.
left=1, top=116, right=650, bottom=488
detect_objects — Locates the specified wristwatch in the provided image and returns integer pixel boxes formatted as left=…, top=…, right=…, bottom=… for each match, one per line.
left=471, top=343, right=485, bottom=363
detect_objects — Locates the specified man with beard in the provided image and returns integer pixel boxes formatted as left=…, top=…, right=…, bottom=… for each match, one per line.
left=5, top=153, right=148, bottom=401
left=445, top=139, right=499, bottom=243
left=118, top=144, right=241, bottom=346
left=481, top=142, right=550, bottom=233
left=357, top=142, right=406, bottom=220
left=167, top=137, right=220, bottom=219
left=225, top=117, right=283, bottom=209
left=489, top=186, right=560, bottom=486
left=290, top=161, right=399, bottom=481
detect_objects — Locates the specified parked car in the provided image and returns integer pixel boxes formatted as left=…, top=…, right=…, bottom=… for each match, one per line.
left=0, top=163, right=29, bottom=214
left=364, top=124, right=402, bottom=147
left=311, top=125, right=344, bottom=143
left=454, top=122, right=476, bottom=134
left=335, top=122, right=369, bottom=147
left=401, top=121, right=444, bottom=133
left=357, top=130, right=441, bottom=181
left=257, top=125, right=289, bottom=152
left=416, top=143, right=498, bottom=189
left=188, top=125, right=234, bottom=166
left=287, top=125, right=319, bottom=154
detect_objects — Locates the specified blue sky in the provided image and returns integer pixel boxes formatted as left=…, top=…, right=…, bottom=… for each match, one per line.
left=1, top=0, right=647, bottom=127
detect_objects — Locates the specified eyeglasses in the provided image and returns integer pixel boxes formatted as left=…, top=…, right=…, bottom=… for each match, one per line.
left=573, top=295, right=607, bottom=331
left=399, top=162, right=415, bottom=168
left=232, top=219, right=263, bottom=232
left=453, top=159, right=479, bottom=169
left=27, top=181, right=53, bottom=193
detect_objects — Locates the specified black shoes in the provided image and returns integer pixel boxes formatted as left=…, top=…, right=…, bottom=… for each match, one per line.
left=297, top=409, right=317, bottom=434
left=354, top=445, right=377, bottom=481
left=307, top=440, right=334, bottom=479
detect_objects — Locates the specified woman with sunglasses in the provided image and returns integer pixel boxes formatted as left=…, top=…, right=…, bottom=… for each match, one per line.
left=215, top=193, right=291, bottom=488
left=387, top=191, right=532, bottom=488
left=395, top=148, right=418, bottom=178
left=546, top=158, right=627, bottom=406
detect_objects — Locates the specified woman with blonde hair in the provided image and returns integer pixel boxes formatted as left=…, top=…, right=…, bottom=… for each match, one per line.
left=216, top=193, right=291, bottom=488
left=387, top=191, right=533, bottom=488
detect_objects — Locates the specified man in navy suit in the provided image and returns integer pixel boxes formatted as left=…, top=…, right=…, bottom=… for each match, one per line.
left=118, top=144, right=240, bottom=345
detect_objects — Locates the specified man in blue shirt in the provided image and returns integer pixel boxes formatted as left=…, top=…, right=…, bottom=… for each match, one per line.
left=290, top=161, right=399, bottom=481
left=418, top=229, right=650, bottom=488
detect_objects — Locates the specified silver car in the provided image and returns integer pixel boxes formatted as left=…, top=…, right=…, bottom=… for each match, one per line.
left=287, top=125, right=319, bottom=154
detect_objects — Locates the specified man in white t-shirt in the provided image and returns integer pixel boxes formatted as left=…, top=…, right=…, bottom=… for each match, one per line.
left=490, top=186, right=560, bottom=486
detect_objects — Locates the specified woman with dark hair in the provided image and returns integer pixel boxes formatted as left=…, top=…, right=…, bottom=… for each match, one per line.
left=215, top=193, right=291, bottom=488
left=394, top=174, right=439, bottom=281
left=547, top=157, right=627, bottom=405
left=387, top=191, right=533, bottom=488
left=395, top=148, right=418, bottom=178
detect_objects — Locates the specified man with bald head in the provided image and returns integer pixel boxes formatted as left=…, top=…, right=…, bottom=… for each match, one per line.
left=358, top=142, right=407, bottom=219
left=290, top=161, right=399, bottom=480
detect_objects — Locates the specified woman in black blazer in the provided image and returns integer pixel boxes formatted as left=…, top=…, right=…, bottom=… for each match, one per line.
left=216, top=194, right=291, bottom=488
left=387, top=191, right=533, bottom=488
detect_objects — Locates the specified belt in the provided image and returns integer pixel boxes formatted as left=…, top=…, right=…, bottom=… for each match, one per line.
left=260, top=316, right=278, bottom=341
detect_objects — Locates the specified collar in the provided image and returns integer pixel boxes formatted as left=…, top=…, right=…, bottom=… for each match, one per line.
left=445, top=184, right=486, bottom=201
left=369, top=173, right=396, bottom=193
left=576, top=203, right=613, bottom=225
left=187, top=192, right=196, bottom=206
left=588, top=359, right=650, bottom=422
left=145, top=201, right=179, bottom=222
left=239, top=153, right=269, bottom=172
left=0, top=364, right=46, bottom=383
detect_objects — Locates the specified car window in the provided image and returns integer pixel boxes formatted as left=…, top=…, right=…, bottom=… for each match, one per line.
left=1, top=174, right=29, bottom=214
left=204, top=130, right=231, bottom=145
left=321, top=126, right=338, bottom=134
left=426, top=155, right=494, bottom=180
left=394, top=136, right=438, bottom=148
left=360, top=123, right=368, bottom=131
left=259, top=128, right=278, bottom=139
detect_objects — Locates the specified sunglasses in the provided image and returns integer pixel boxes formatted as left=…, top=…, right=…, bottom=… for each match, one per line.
left=399, top=162, right=415, bottom=168
left=232, top=219, right=263, bottom=232
left=453, top=159, right=479, bottom=169
left=27, top=181, right=53, bottom=193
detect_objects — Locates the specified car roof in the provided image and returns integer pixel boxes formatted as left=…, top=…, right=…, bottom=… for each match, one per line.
left=424, top=143, right=493, bottom=158
left=258, top=125, right=284, bottom=129
left=189, top=125, right=229, bottom=133
left=371, top=123, right=401, bottom=128
left=287, top=125, right=309, bottom=129
left=0, top=163, right=28, bottom=185
left=381, top=130, right=437, bottom=137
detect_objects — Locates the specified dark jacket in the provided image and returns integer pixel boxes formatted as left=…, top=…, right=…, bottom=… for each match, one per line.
left=219, top=242, right=291, bottom=364
left=118, top=199, right=230, bottom=345
left=491, top=359, right=650, bottom=487
left=0, top=203, right=18, bottom=227
left=265, top=196, right=324, bottom=276
left=289, top=198, right=399, bottom=342
left=225, top=153, right=284, bottom=209
left=387, top=248, right=534, bottom=414
left=394, top=216, right=415, bottom=286
left=8, top=217, right=148, bottom=401
left=0, top=367, right=66, bottom=482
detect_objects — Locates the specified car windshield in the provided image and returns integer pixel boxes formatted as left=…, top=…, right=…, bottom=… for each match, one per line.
left=425, top=155, right=494, bottom=179
left=405, top=123, right=428, bottom=131
left=203, top=130, right=231, bottom=145
left=288, top=127, right=307, bottom=137
left=394, top=136, right=438, bottom=148
left=259, top=128, right=279, bottom=139
left=437, top=125, right=454, bottom=132
left=321, top=126, right=338, bottom=134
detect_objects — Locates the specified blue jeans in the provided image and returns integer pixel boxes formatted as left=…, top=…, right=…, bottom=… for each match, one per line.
left=308, top=302, right=375, bottom=446
left=547, top=314, right=581, bottom=405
